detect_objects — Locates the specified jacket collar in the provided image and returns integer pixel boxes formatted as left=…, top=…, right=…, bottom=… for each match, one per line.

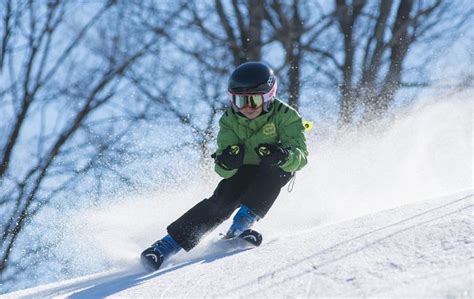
left=235, top=102, right=275, bottom=131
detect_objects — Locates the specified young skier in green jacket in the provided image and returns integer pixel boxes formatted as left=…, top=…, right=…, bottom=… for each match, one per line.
left=141, top=61, right=308, bottom=271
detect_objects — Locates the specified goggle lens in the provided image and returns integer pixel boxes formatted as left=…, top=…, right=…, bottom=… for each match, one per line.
left=232, top=94, right=264, bottom=109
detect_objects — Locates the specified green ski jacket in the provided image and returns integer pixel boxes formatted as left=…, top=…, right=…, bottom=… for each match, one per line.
left=215, top=98, right=308, bottom=178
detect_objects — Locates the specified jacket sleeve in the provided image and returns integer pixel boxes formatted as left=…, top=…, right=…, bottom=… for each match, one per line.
left=214, top=111, right=240, bottom=178
left=278, top=110, right=308, bottom=173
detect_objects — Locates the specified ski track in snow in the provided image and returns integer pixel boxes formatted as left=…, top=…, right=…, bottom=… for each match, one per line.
left=228, top=193, right=473, bottom=298
left=5, top=190, right=473, bottom=298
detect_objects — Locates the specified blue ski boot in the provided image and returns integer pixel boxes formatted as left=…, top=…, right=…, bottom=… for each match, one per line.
left=225, top=205, right=260, bottom=239
left=141, top=234, right=181, bottom=271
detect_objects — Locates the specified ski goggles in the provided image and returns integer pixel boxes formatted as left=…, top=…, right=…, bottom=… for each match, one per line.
left=229, top=81, right=277, bottom=109
left=230, top=94, right=265, bottom=109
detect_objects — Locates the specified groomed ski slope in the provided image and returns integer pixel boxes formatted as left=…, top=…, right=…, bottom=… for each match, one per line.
left=5, top=190, right=473, bottom=298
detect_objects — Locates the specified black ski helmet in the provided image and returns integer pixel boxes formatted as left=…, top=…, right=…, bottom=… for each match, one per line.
left=228, top=61, right=277, bottom=111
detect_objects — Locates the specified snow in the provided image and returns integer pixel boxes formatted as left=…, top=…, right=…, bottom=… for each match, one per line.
left=2, top=95, right=473, bottom=297
left=4, top=191, right=473, bottom=298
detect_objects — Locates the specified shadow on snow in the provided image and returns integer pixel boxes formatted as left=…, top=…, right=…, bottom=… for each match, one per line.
left=20, top=241, right=253, bottom=299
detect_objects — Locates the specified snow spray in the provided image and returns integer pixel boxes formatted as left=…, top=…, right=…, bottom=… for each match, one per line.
left=266, top=95, right=472, bottom=234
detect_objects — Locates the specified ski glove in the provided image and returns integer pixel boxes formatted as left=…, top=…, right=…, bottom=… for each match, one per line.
left=255, top=143, right=289, bottom=167
left=211, top=144, right=244, bottom=170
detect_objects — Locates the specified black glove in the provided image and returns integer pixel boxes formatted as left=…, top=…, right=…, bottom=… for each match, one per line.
left=255, top=143, right=289, bottom=166
left=211, top=144, right=244, bottom=170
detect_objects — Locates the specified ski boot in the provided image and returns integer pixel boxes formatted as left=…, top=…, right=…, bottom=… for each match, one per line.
left=141, top=234, right=181, bottom=271
left=224, top=205, right=260, bottom=239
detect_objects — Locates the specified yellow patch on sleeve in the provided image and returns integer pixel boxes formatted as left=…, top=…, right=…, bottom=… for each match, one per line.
left=303, top=119, right=313, bottom=132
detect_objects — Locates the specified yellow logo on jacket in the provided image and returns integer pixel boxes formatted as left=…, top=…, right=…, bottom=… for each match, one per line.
left=262, top=123, right=276, bottom=136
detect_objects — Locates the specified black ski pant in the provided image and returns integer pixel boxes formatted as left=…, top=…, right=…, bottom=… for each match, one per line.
left=167, top=165, right=292, bottom=251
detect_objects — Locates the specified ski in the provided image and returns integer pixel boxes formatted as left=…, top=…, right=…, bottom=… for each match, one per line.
left=221, top=229, right=263, bottom=247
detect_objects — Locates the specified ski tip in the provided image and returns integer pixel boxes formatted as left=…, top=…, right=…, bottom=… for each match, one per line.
left=239, top=229, right=263, bottom=247
left=219, top=229, right=263, bottom=247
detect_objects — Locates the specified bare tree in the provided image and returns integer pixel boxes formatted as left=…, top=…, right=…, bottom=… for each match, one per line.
left=305, top=0, right=472, bottom=126
left=163, top=0, right=266, bottom=72
left=0, top=1, right=166, bottom=279
left=181, top=0, right=334, bottom=110
left=264, top=0, right=333, bottom=108
left=121, top=0, right=269, bottom=161
left=213, top=0, right=266, bottom=65
left=0, top=0, right=16, bottom=72
left=116, top=1, right=223, bottom=163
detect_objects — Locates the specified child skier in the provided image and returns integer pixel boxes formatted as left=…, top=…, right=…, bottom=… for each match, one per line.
left=141, top=61, right=308, bottom=270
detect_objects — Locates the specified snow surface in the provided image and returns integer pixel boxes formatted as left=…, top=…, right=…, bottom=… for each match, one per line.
left=2, top=95, right=473, bottom=297
left=4, top=191, right=473, bottom=298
